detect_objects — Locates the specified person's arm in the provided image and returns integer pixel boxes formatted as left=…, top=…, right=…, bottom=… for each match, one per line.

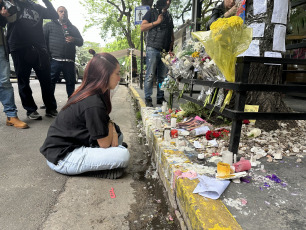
left=223, top=4, right=238, bottom=18
left=140, top=10, right=163, bottom=32
left=41, top=0, right=58, bottom=20
left=66, top=25, right=83, bottom=47
left=97, top=121, right=118, bottom=148
left=0, top=0, right=16, bottom=24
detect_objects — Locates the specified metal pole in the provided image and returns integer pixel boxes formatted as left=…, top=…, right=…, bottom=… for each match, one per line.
left=130, top=49, right=133, bottom=86
left=140, top=31, right=144, bottom=89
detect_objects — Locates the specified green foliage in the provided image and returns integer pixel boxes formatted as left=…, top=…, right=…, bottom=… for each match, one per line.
left=81, top=0, right=141, bottom=47
left=75, top=41, right=103, bottom=65
left=135, top=111, right=142, bottom=120
left=290, top=4, right=306, bottom=35
left=179, top=101, right=209, bottom=118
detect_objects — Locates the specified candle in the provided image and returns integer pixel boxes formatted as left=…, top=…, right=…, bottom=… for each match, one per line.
left=222, top=150, right=233, bottom=165
left=170, top=118, right=177, bottom=128
left=170, top=129, right=178, bottom=138
left=197, top=153, right=205, bottom=160
left=164, top=128, right=171, bottom=141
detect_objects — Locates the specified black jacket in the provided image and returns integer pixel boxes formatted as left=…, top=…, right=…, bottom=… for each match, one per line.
left=6, top=0, right=58, bottom=52
left=0, top=15, right=9, bottom=61
left=145, top=8, right=174, bottom=52
left=43, top=19, right=83, bottom=61
left=206, top=2, right=225, bottom=31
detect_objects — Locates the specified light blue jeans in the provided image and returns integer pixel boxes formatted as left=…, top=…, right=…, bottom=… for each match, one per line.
left=144, top=47, right=168, bottom=101
left=0, top=46, right=17, bottom=117
left=47, top=134, right=130, bottom=175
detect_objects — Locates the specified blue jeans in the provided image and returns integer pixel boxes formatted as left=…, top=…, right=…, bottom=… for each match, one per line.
left=46, top=134, right=130, bottom=175
left=50, top=60, right=75, bottom=98
left=0, top=46, right=17, bottom=117
left=144, top=47, right=168, bottom=101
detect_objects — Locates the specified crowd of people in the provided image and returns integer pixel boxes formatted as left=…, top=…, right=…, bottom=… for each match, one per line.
left=0, top=0, right=129, bottom=179
left=0, top=0, right=234, bottom=179
left=0, top=0, right=83, bottom=124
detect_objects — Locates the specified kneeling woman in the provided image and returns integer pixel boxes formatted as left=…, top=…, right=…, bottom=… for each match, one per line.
left=40, top=53, right=130, bottom=179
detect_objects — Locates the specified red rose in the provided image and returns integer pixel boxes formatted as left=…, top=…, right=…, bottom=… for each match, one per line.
left=243, top=120, right=250, bottom=124
left=212, top=131, right=220, bottom=138
left=206, top=131, right=212, bottom=140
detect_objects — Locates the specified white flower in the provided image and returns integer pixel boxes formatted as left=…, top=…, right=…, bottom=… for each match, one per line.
left=247, top=128, right=262, bottom=137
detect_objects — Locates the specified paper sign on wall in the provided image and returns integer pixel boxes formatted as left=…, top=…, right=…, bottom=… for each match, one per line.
left=253, top=0, right=267, bottom=15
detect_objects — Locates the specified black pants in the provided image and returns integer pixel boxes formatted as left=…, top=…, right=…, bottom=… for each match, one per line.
left=11, top=47, right=57, bottom=115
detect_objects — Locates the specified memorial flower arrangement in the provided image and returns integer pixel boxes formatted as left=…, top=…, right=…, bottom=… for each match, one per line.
left=205, top=128, right=230, bottom=140
left=192, top=16, right=253, bottom=111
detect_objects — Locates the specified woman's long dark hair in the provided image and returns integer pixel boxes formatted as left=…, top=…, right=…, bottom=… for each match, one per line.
left=62, top=52, right=119, bottom=114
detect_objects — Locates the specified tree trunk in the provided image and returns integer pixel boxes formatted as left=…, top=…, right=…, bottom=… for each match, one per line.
left=244, top=0, right=297, bottom=131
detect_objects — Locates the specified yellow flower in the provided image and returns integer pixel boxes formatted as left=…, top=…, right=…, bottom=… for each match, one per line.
left=191, top=51, right=200, bottom=58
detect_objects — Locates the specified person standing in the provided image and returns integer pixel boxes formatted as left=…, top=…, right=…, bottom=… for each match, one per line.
left=43, top=6, right=83, bottom=98
left=206, top=0, right=239, bottom=30
left=141, top=0, right=174, bottom=107
left=40, top=53, right=130, bottom=179
left=0, top=1, right=28, bottom=128
left=3, top=0, right=58, bottom=120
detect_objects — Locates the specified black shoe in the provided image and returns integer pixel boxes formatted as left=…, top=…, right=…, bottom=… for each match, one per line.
left=156, top=98, right=167, bottom=104
left=46, top=109, right=58, bottom=118
left=40, top=105, right=46, bottom=109
left=145, top=99, right=153, bottom=107
left=122, top=142, right=128, bottom=148
left=81, top=168, right=125, bottom=179
left=27, top=111, right=42, bottom=120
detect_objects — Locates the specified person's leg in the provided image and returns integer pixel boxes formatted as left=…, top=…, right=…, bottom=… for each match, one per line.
left=33, top=49, right=57, bottom=113
left=50, top=59, right=62, bottom=95
left=62, top=62, right=75, bottom=98
left=11, top=49, right=37, bottom=115
left=144, top=47, right=159, bottom=104
left=156, top=57, right=168, bottom=101
left=0, top=46, right=17, bottom=117
left=46, top=146, right=130, bottom=175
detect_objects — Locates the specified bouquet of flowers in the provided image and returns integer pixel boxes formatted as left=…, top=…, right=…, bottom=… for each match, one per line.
left=192, top=16, right=252, bottom=111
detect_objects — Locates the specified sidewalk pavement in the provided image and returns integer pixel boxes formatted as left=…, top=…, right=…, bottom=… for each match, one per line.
left=129, top=83, right=306, bottom=230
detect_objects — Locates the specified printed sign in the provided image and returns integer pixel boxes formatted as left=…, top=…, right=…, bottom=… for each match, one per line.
left=244, top=104, right=259, bottom=123
left=135, top=5, right=150, bottom=25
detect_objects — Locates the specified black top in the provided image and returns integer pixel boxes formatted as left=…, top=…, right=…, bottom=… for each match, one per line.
left=6, top=0, right=58, bottom=52
left=206, top=2, right=225, bottom=31
left=43, top=20, right=83, bottom=61
left=142, top=9, right=174, bottom=52
left=40, top=94, right=111, bottom=164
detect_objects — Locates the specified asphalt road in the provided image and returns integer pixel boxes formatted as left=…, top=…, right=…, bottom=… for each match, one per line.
left=0, top=80, right=180, bottom=230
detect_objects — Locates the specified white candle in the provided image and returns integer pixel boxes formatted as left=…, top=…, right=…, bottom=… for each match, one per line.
left=222, top=150, right=233, bottom=165
left=170, top=118, right=177, bottom=128
left=162, top=105, right=167, bottom=113
left=164, top=129, right=171, bottom=141
left=198, top=153, right=205, bottom=160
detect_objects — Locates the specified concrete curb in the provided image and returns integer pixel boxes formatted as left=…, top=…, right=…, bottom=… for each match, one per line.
left=128, top=85, right=242, bottom=230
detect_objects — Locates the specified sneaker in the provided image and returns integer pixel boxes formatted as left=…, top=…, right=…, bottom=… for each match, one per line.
left=27, top=111, right=42, bottom=120
left=6, top=117, right=29, bottom=129
left=122, top=142, right=128, bottom=148
left=81, top=168, right=125, bottom=179
left=156, top=97, right=167, bottom=104
left=40, top=105, right=46, bottom=109
left=145, top=99, right=153, bottom=107
left=46, top=109, right=58, bottom=118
